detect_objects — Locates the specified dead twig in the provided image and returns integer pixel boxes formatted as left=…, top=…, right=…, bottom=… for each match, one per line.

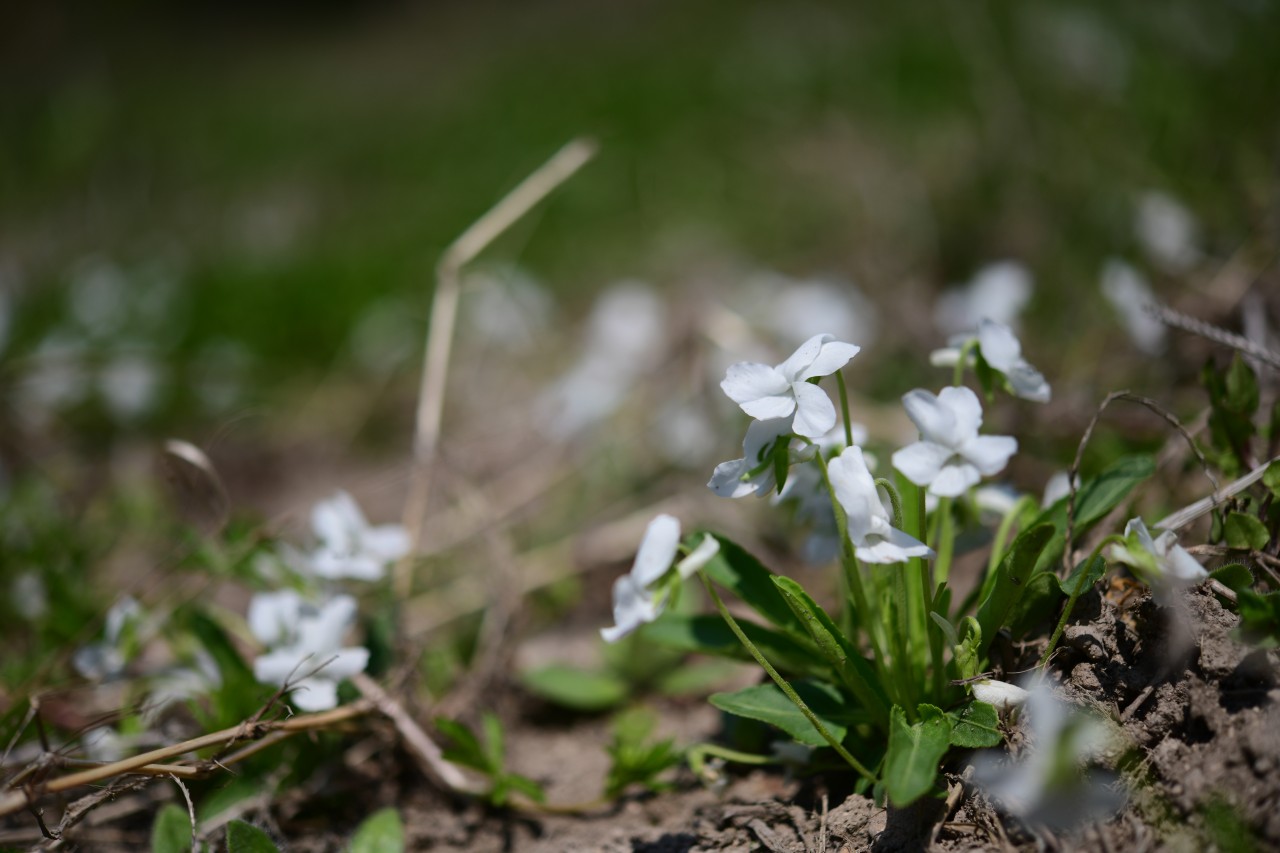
left=1149, top=302, right=1280, bottom=372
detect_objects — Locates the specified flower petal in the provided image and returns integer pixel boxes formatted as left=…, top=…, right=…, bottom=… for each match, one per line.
left=929, top=461, right=981, bottom=497
left=631, top=514, right=681, bottom=587
left=1006, top=361, right=1051, bottom=403
left=828, top=446, right=885, bottom=543
left=675, top=534, right=721, bottom=578
left=855, top=527, right=933, bottom=564
left=977, top=319, right=1022, bottom=372
left=961, top=435, right=1018, bottom=476
left=901, top=389, right=958, bottom=447
left=707, top=457, right=755, bottom=498
left=777, top=334, right=828, bottom=380
left=311, top=490, right=363, bottom=551
left=288, top=677, right=339, bottom=712
left=721, top=362, right=789, bottom=407
left=891, top=441, right=951, bottom=487
left=363, top=525, right=411, bottom=561
left=790, top=381, right=837, bottom=438
left=936, top=386, right=984, bottom=442
left=253, top=648, right=309, bottom=685
left=798, top=340, right=860, bottom=381
left=601, top=574, right=661, bottom=643
left=247, top=589, right=303, bottom=646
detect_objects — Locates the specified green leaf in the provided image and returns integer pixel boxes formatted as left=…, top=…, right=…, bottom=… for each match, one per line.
left=1210, top=563, right=1254, bottom=592
left=225, top=820, right=281, bottom=853
left=350, top=808, right=405, bottom=853
left=953, top=617, right=983, bottom=682
left=645, top=613, right=821, bottom=676
left=709, top=681, right=861, bottom=747
left=500, top=773, right=546, bottom=804
left=655, top=660, right=744, bottom=697
left=772, top=576, right=889, bottom=723
left=434, top=718, right=490, bottom=773
left=1236, top=589, right=1280, bottom=649
left=975, top=523, right=1055, bottom=654
left=884, top=704, right=952, bottom=806
left=1051, top=554, right=1109, bottom=597
left=1224, top=355, right=1260, bottom=415
left=520, top=665, right=629, bottom=712
left=700, top=534, right=806, bottom=635
left=196, top=777, right=266, bottom=823
left=1224, top=512, right=1270, bottom=551
left=1263, top=460, right=1280, bottom=498
left=948, top=702, right=1002, bottom=748
left=482, top=713, right=505, bottom=773
left=150, top=804, right=192, bottom=853
left=1005, top=571, right=1063, bottom=639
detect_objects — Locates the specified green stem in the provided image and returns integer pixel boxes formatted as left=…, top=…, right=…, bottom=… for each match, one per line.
left=1038, top=534, right=1125, bottom=669
left=915, top=484, right=945, bottom=701
left=933, top=498, right=954, bottom=586
left=874, top=478, right=904, bottom=530
left=835, top=371, right=854, bottom=449
left=687, top=743, right=774, bottom=783
left=986, top=496, right=1037, bottom=577
left=952, top=338, right=977, bottom=387
left=698, top=572, right=876, bottom=782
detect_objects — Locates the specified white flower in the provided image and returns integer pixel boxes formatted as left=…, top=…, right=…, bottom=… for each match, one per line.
left=248, top=591, right=369, bottom=712
left=708, top=418, right=795, bottom=498
left=1135, top=191, right=1199, bottom=274
left=828, top=446, right=932, bottom=564
left=602, top=515, right=720, bottom=642
left=721, top=334, right=861, bottom=439
left=933, top=261, right=1033, bottom=336
left=892, top=387, right=1017, bottom=498
left=1107, top=517, right=1206, bottom=594
left=973, top=484, right=1023, bottom=519
left=1100, top=259, right=1165, bottom=354
left=971, top=679, right=1030, bottom=712
left=307, top=491, right=410, bottom=581
left=742, top=271, right=879, bottom=350
left=1041, top=471, right=1078, bottom=507
left=972, top=682, right=1123, bottom=832
left=73, top=596, right=144, bottom=680
left=11, top=571, right=48, bottom=621
left=930, top=319, right=1049, bottom=402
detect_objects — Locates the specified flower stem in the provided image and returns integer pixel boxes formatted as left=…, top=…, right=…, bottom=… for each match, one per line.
left=953, top=338, right=977, bottom=387
left=698, top=571, right=876, bottom=782
left=1038, top=534, right=1125, bottom=669
left=835, top=371, right=854, bottom=449
left=933, top=498, right=954, bottom=586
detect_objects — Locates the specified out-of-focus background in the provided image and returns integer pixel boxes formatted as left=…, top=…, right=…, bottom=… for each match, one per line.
left=6, top=0, right=1278, bottom=648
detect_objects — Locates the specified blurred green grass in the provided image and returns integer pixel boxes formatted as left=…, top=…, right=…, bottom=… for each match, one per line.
left=2, top=0, right=1277, bottom=430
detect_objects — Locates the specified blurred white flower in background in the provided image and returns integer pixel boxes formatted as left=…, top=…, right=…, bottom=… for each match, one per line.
left=741, top=271, right=878, bottom=351
left=99, top=355, right=161, bottom=421
left=892, top=387, right=1017, bottom=498
left=307, top=490, right=410, bottom=582
left=248, top=590, right=369, bottom=712
left=931, top=319, right=1050, bottom=402
left=973, top=484, right=1023, bottom=519
left=972, top=681, right=1124, bottom=833
left=11, top=571, right=48, bottom=621
left=537, top=282, right=666, bottom=438
left=462, top=264, right=555, bottom=354
left=144, top=649, right=223, bottom=722
left=73, top=596, right=144, bottom=681
left=934, top=261, right=1033, bottom=336
left=1100, top=259, right=1166, bottom=354
left=1135, top=191, right=1200, bottom=274
left=1108, top=517, right=1207, bottom=598
left=1041, top=470, right=1079, bottom=507
left=653, top=400, right=718, bottom=468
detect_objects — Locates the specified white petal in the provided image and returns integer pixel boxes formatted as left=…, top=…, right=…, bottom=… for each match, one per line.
left=601, top=574, right=661, bottom=643
left=855, top=527, right=934, bottom=564
left=936, top=386, right=983, bottom=441
left=311, top=490, right=363, bottom=551
left=316, top=646, right=370, bottom=681
left=892, top=441, right=951, bottom=487
left=247, top=590, right=303, bottom=646
left=288, top=677, right=340, bottom=712
left=929, top=462, right=981, bottom=498
left=977, top=319, right=1022, bottom=372
left=721, top=362, right=789, bottom=407
left=798, top=340, right=860, bottom=380
left=740, top=394, right=798, bottom=422
left=631, top=514, right=681, bottom=587
left=296, top=595, right=358, bottom=655
left=901, top=389, right=958, bottom=447
left=742, top=417, right=794, bottom=460
left=309, top=550, right=386, bottom=582
left=363, top=525, right=411, bottom=561
left=929, top=346, right=965, bottom=368
left=971, top=679, right=1030, bottom=711
left=777, top=334, right=828, bottom=380
left=708, top=457, right=755, bottom=498
left=961, top=435, right=1018, bottom=476
left=1007, top=361, right=1051, bottom=403
left=790, top=381, right=837, bottom=439
left=1163, top=544, right=1207, bottom=583
left=675, top=535, right=721, bottom=578
left=829, top=446, right=886, bottom=543
left=254, top=648, right=310, bottom=685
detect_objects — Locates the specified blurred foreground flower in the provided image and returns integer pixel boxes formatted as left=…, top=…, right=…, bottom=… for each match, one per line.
left=307, top=490, right=410, bottom=581
left=602, top=515, right=720, bottom=642
left=73, top=596, right=144, bottom=681
left=892, top=387, right=1017, bottom=498
left=972, top=681, right=1124, bottom=833
left=1108, top=517, right=1206, bottom=598
left=721, top=333, right=860, bottom=439
left=829, top=446, right=932, bottom=564
left=248, top=590, right=369, bottom=712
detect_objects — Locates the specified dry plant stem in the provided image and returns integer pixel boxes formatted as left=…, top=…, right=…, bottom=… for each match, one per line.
left=350, top=672, right=477, bottom=794
left=1064, top=391, right=1219, bottom=578
left=697, top=571, right=876, bottom=782
left=395, top=137, right=598, bottom=600
left=1156, top=455, right=1280, bottom=531
left=1149, top=302, right=1280, bottom=372
left=0, top=701, right=373, bottom=818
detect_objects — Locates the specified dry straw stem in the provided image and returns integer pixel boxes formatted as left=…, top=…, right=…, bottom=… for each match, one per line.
left=395, top=137, right=598, bottom=600
left=1149, top=301, right=1280, bottom=372
left=0, top=701, right=374, bottom=818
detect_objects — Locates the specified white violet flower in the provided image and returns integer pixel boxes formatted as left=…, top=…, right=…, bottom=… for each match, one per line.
left=602, top=515, right=720, bottom=643
left=248, top=590, right=370, bottom=712
left=721, top=334, right=861, bottom=439
left=971, top=678, right=1030, bottom=712
left=933, top=260, right=1033, bottom=336
left=1100, top=259, right=1165, bottom=355
left=308, top=490, right=410, bottom=581
left=1107, top=517, right=1206, bottom=594
left=930, top=319, right=1050, bottom=402
left=708, top=418, right=795, bottom=498
left=828, top=446, right=933, bottom=564
left=892, top=387, right=1018, bottom=498
left=73, top=596, right=144, bottom=681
